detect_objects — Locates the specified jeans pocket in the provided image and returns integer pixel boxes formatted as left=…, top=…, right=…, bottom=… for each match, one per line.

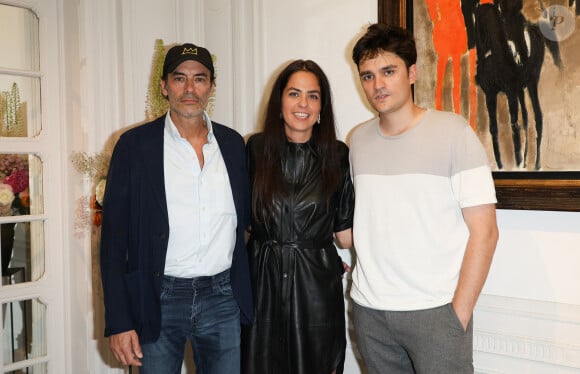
left=160, top=276, right=173, bottom=300
left=215, top=279, right=234, bottom=296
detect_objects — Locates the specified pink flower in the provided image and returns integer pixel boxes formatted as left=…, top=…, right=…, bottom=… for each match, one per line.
left=4, top=169, right=29, bottom=193
left=0, top=154, right=27, bottom=176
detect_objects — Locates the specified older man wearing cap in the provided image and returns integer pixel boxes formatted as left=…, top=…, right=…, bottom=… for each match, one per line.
left=100, top=43, right=253, bottom=373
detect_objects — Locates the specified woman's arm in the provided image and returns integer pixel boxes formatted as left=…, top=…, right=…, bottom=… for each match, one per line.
left=334, top=228, right=353, bottom=249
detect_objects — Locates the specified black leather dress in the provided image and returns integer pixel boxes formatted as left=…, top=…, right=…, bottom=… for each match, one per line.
left=242, top=133, right=355, bottom=374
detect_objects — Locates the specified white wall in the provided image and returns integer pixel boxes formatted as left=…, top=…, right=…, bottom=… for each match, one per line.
left=474, top=210, right=580, bottom=373
left=62, top=0, right=580, bottom=373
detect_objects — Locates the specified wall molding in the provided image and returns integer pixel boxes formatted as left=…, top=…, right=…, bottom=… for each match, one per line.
left=475, top=330, right=580, bottom=368
left=474, top=294, right=580, bottom=370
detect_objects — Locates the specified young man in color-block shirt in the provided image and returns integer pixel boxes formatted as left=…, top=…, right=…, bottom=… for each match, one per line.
left=349, top=23, right=499, bottom=374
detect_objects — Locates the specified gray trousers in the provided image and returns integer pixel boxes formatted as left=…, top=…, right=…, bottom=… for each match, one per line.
left=353, top=302, right=474, bottom=374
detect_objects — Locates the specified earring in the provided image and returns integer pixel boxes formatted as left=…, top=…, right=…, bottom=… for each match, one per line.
left=317, top=114, right=321, bottom=124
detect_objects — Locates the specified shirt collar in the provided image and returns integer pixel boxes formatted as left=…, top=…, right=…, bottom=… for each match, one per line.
left=164, top=110, right=215, bottom=143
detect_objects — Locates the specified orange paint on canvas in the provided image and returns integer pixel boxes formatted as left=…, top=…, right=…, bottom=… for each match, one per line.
left=426, top=0, right=477, bottom=129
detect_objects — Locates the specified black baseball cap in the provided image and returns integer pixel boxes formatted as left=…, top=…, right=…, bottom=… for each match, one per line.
left=162, top=43, right=214, bottom=79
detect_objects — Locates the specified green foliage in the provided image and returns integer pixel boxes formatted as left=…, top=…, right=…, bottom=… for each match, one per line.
left=145, top=39, right=169, bottom=121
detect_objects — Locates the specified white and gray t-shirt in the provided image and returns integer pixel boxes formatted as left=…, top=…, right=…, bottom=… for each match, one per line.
left=349, top=109, right=496, bottom=311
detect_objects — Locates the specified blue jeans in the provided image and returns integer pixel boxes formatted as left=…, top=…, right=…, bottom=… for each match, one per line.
left=140, top=269, right=241, bottom=374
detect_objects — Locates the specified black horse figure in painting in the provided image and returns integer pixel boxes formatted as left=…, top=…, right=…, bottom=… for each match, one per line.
left=570, top=0, right=580, bottom=16
left=473, top=0, right=545, bottom=170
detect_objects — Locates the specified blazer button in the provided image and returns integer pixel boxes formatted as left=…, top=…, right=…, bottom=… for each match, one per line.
left=153, top=272, right=161, bottom=277
left=160, top=233, right=167, bottom=239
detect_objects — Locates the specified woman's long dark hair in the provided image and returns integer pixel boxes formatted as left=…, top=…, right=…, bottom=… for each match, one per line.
left=252, top=59, right=341, bottom=218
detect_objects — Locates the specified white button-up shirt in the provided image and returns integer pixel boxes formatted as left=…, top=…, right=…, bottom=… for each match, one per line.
left=163, top=111, right=237, bottom=277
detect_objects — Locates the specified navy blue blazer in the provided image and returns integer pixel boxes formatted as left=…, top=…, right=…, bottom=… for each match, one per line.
left=100, top=115, right=253, bottom=343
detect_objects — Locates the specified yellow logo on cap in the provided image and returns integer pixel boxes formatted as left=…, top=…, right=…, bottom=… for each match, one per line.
left=182, top=47, right=198, bottom=55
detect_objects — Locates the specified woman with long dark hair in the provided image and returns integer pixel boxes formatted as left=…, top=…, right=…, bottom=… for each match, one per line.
left=242, top=60, right=354, bottom=374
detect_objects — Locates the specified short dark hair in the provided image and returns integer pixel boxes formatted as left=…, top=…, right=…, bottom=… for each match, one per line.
left=352, top=23, right=417, bottom=70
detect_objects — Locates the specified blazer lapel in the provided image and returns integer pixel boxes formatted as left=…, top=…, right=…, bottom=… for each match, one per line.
left=213, top=124, right=243, bottom=221
left=141, top=116, right=169, bottom=221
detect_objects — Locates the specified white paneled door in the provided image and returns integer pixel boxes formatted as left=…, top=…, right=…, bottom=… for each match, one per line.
left=0, top=0, right=66, bottom=372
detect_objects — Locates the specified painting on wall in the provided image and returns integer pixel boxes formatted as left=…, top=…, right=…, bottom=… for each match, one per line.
left=378, top=0, right=580, bottom=211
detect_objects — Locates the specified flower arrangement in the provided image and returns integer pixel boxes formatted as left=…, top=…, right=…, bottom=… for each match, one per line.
left=71, top=151, right=110, bottom=227
left=0, top=154, right=30, bottom=217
